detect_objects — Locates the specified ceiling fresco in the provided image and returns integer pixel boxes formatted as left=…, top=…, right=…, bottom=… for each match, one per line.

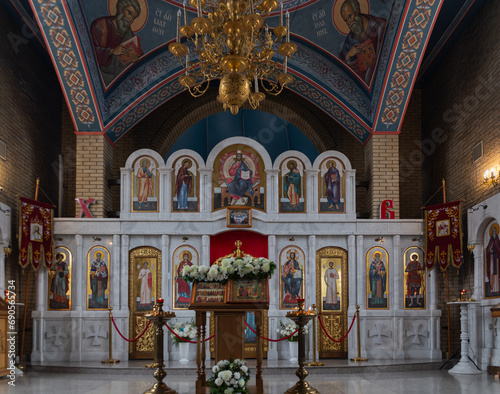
left=28, top=0, right=444, bottom=143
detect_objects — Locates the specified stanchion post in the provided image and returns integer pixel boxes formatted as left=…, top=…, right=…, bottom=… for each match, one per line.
left=305, top=304, right=324, bottom=367
left=350, top=305, right=368, bottom=362
left=102, top=307, right=120, bottom=364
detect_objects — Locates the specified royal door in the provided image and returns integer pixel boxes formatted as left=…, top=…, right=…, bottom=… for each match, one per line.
left=128, top=246, right=161, bottom=359
left=316, top=247, right=348, bottom=358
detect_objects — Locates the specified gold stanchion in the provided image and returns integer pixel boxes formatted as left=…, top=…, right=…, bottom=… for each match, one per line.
left=305, top=305, right=324, bottom=367
left=350, top=305, right=368, bottom=362
left=144, top=299, right=177, bottom=394
left=102, top=307, right=120, bottom=364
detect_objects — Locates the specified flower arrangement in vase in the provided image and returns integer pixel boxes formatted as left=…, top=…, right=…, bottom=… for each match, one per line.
left=207, top=359, right=250, bottom=394
left=169, top=319, right=197, bottom=345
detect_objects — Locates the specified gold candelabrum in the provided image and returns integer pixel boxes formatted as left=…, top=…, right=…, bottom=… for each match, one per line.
left=169, top=0, right=297, bottom=115
left=285, top=298, right=318, bottom=394
left=144, top=299, right=177, bottom=394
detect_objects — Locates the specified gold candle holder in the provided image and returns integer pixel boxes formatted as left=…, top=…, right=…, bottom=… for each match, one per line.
left=144, top=299, right=177, bottom=394
left=285, top=300, right=319, bottom=393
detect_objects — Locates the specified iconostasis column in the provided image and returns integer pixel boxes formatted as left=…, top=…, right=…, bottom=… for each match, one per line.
left=75, top=134, right=114, bottom=217
left=120, top=235, right=129, bottom=312
left=111, top=235, right=121, bottom=310
left=202, top=235, right=210, bottom=267
left=307, top=235, right=316, bottom=360
left=35, top=264, right=46, bottom=311
left=355, top=235, right=366, bottom=358
left=74, top=234, right=83, bottom=311
left=345, top=169, right=356, bottom=220
left=392, top=235, right=404, bottom=359
left=347, top=235, right=356, bottom=358
left=199, top=169, right=213, bottom=215
left=160, top=168, right=172, bottom=218
left=266, top=169, right=279, bottom=215
left=120, top=166, right=132, bottom=217
left=267, top=235, right=278, bottom=360
left=161, top=235, right=170, bottom=305
left=305, top=169, right=319, bottom=214
left=0, top=248, right=4, bottom=298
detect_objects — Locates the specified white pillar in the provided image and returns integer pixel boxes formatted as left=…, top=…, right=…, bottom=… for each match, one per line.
left=347, top=234, right=356, bottom=358
left=75, top=234, right=83, bottom=311
left=266, top=169, right=279, bottom=214
left=267, top=235, right=278, bottom=360
left=161, top=235, right=170, bottom=304
left=202, top=235, right=210, bottom=266
left=305, top=170, right=319, bottom=214
left=356, top=235, right=365, bottom=309
left=345, top=169, right=356, bottom=220
left=35, top=267, right=46, bottom=311
left=120, top=235, right=129, bottom=312
left=120, top=167, right=132, bottom=218
left=160, top=168, right=172, bottom=218
left=307, top=235, right=316, bottom=361
left=0, top=248, right=5, bottom=297
left=111, top=235, right=120, bottom=309
left=199, top=169, right=213, bottom=214
left=393, top=235, right=401, bottom=310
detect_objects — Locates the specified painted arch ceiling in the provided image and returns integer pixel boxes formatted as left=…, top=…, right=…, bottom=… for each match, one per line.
left=24, top=0, right=460, bottom=143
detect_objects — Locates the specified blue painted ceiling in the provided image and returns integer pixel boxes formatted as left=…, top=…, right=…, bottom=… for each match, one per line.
left=5, top=0, right=485, bottom=144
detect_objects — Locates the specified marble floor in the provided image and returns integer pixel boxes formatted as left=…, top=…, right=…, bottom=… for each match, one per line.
left=0, top=361, right=498, bottom=393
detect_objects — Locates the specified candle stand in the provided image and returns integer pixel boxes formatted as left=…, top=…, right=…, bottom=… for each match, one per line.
left=144, top=299, right=177, bottom=394
left=285, top=299, right=318, bottom=394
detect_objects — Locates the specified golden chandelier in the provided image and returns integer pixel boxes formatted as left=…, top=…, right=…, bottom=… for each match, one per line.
left=169, top=0, right=297, bottom=115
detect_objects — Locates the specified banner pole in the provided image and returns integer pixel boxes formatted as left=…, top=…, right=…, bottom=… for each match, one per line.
left=19, top=178, right=40, bottom=368
left=442, top=178, right=452, bottom=360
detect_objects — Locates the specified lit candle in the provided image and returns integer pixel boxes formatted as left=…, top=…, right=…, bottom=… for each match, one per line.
left=254, top=75, right=258, bottom=92
left=157, top=298, right=164, bottom=303
left=280, top=2, right=283, bottom=26
left=183, top=0, right=187, bottom=25
left=177, top=9, right=181, bottom=42
left=286, top=11, right=290, bottom=42
left=197, top=0, right=202, bottom=18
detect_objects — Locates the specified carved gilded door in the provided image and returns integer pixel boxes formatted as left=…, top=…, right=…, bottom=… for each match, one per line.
left=129, top=247, right=161, bottom=359
left=316, top=247, right=348, bottom=358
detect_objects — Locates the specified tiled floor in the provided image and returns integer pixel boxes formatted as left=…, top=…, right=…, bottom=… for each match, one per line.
left=1, top=361, right=498, bottom=393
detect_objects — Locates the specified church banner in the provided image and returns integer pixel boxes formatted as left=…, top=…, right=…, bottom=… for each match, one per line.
left=424, top=201, right=462, bottom=271
left=19, top=197, right=54, bottom=271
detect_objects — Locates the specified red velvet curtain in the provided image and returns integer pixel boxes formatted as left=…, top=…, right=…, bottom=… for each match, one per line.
left=210, top=230, right=268, bottom=264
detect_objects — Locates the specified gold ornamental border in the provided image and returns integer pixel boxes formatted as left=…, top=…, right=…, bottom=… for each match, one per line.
left=128, top=246, right=162, bottom=356
left=315, top=247, right=348, bottom=354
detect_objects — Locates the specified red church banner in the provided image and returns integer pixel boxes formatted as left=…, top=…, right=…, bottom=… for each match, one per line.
left=425, top=201, right=462, bottom=271
left=19, top=197, right=54, bottom=271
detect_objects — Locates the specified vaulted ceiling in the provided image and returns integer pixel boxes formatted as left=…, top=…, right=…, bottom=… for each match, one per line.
left=7, top=0, right=486, bottom=144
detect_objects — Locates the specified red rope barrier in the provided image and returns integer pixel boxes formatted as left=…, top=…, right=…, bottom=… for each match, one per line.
left=111, top=315, right=152, bottom=343
left=318, top=313, right=356, bottom=343
left=165, top=323, right=215, bottom=343
left=244, top=320, right=299, bottom=342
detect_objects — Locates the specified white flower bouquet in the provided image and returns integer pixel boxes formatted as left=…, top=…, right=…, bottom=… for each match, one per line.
left=207, top=358, right=250, bottom=394
left=169, top=319, right=197, bottom=345
left=182, top=256, right=276, bottom=283
left=277, top=319, right=309, bottom=342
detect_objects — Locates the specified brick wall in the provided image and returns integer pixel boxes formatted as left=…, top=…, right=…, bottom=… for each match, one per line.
left=422, top=0, right=500, bottom=355
left=365, top=134, right=400, bottom=218
left=75, top=135, right=114, bottom=218
left=0, top=7, right=62, bottom=359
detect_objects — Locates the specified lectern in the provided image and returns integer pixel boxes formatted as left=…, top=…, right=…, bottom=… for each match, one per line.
left=189, top=278, right=269, bottom=394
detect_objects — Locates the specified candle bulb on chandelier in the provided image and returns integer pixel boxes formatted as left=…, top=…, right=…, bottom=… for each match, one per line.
left=197, top=0, right=202, bottom=18
left=176, top=9, right=181, bottom=43
left=286, top=11, right=290, bottom=42
left=185, top=53, right=189, bottom=75
left=183, top=0, right=187, bottom=25
left=250, top=0, right=254, bottom=14
left=254, top=75, right=259, bottom=92
left=280, top=2, right=283, bottom=26
left=284, top=57, right=288, bottom=73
